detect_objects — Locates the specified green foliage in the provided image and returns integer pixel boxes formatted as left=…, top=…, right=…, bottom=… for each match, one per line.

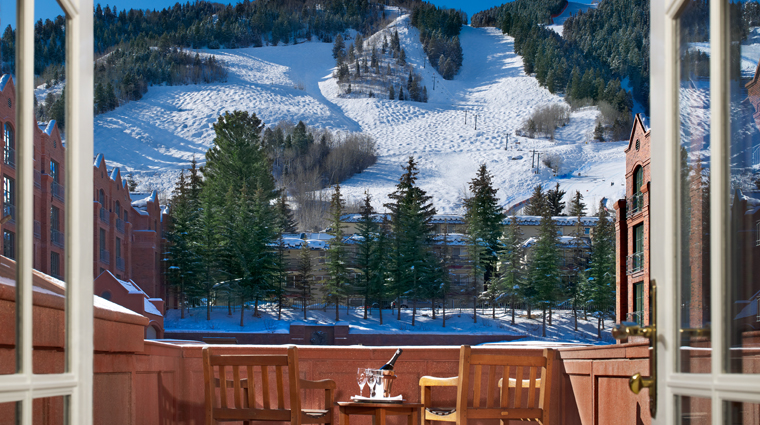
left=525, top=184, right=547, bottom=216
left=497, top=216, right=524, bottom=325
left=325, top=184, right=350, bottom=320
left=412, top=4, right=464, bottom=80
left=588, top=200, right=615, bottom=337
left=568, top=190, right=587, bottom=217
left=546, top=183, right=566, bottom=216
left=384, top=157, right=438, bottom=319
left=528, top=205, right=561, bottom=337
left=204, top=111, right=276, bottom=206
left=355, top=192, right=386, bottom=321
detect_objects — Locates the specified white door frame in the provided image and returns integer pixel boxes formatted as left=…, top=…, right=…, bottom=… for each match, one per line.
left=652, top=0, right=760, bottom=423
left=0, top=0, right=93, bottom=424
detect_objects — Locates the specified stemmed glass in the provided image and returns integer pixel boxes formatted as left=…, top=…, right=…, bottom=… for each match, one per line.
left=357, top=368, right=367, bottom=397
left=366, top=368, right=376, bottom=398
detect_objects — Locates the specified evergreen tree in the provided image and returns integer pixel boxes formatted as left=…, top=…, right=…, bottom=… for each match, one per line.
left=546, top=182, right=566, bottom=216
left=588, top=201, right=616, bottom=338
left=355, top=191, right=380, bottom=320
left=388, top=85, right=395, bottom=100
left=526, top=184, right=548, bottom=216
left=568, top=190, right=587, bottom=217
left=528, top=205, right=561, bottom=337
left=297, top=240, right=313, bottom=321
left=325, top=184, right=350, bottom=321
left=166, top=171, right=199, bottom=320
left=125, top=172, right=139, bottom=192
left=275, top=193, right=298, bottom=234
left=333, top=34, right=345, bottom=61
left=384, top=157, right=437, bottom=322
left=203, top=111, right=276, bottom=207
left=498, top=216, right=524, bottom=325
left=463, top=164, right=506, bottom=322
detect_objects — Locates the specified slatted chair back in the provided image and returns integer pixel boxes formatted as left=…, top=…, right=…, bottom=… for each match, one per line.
left=456, top=346, right=554, bottom=425
left=202, top=345, right=302, bottom=425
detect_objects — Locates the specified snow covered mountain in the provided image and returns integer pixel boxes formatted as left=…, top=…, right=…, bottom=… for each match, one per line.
left=93, top=12, right=627, bottom=214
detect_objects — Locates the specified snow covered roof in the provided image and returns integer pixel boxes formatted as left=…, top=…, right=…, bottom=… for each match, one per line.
left=283, top=232, right=306, bottom=239
left=521, top=235, right=591, bottom=249
left=340, top=213, right=390, bottom=223
left=505, top=216, right=600, bottom=227
left=143, top=298, right=163, bottom=317
left=131, top=191, right=157, bottom=212
left=110, top=167, right=120, bottom=181
left=94, top=153, right=105, bottom=168
left=0, top=74, right=11, bottom=91
left=305, top=232, right=334, bottom=241
left=304, top=239, right=329, bottom=250
left=431, top=233, right=469, bottom=246
left=430, top=215, right=466, bottom=224
left=43, top=120, right=56, bottom=135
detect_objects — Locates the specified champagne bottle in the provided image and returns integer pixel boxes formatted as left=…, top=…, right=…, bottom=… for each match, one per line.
left=379, top=348, right=403, bottom=371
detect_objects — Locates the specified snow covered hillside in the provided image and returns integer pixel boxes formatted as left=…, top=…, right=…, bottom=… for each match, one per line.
left=94, top=13, right=626, bottom=214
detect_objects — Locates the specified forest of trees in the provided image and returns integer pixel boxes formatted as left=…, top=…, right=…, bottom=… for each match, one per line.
left=168, top=130, right=616, bottom=336
left=471, top=0, right=642, bottom=139
left=411, top=4, right=465, bottom=79
left=260, top=120, right=377, bottom=231
left=332, top=29, right=428, bottom=101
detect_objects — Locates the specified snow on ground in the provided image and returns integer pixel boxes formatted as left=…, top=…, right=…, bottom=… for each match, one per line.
left=545, top=1, right=598, bottom=36
left=94, top=13, right=626, bottom=212
left=164, top=305, right=616, bottom=345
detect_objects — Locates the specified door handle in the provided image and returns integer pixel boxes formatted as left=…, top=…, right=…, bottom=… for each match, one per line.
left=612, top=281, right=657, bottom=418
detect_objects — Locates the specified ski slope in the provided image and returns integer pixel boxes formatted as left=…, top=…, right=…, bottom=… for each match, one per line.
left=93, top=13, right=626, bottom=214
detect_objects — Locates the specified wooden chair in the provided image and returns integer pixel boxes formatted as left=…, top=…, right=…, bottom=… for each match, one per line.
left=419, top=346, right=554, bottom=425
left=202, top=345, right=336, bottom=425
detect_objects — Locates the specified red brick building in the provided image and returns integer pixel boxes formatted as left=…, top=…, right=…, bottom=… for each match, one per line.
left=0, top=75, right=168, bottom=322
left=614, top=114, right=651, bottom=326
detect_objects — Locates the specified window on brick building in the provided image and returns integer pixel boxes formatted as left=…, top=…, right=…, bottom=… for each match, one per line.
left=115, top=237, right=121, bottom=259
left=3, top=230, right=14, bottom=260
left=3, top=123, right=14, bottom=167
left=51, top=251, right=60, bottom=279
left=115, top=201, right=121, bottom=217
left=123, top=211, right=128, bottom=223
left=634, top=282, right=644, bottom=326
left=632, top=223, right=644, bottom=273
left=99, top=228, right=106, bottom=252
left=3, top=175, right=15, bottom=221
left=50, top=160, right=59, bottom=183
left=98, top=189, right=105, bottom=206
left=51, top=206, right=60, bottom=231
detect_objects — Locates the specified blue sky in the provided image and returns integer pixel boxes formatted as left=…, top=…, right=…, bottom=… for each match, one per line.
left=3, top=0, right=513, bottom=30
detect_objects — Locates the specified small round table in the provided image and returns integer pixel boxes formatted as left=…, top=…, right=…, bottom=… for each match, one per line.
left=336, top=401, right=423, bottom=425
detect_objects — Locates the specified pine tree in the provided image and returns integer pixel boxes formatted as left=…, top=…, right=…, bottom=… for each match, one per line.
left=333, top=34, right=345, bottom=61
left=355, top=191, right=380, bottom=320
left=546, top=183, right=566, bottom=216
left=498, top=216, right=524, bottom=325
left=275, top=193, right=298, bottom=233
left=389, top=85, right=395, bottom=100
left=384, top=157, right=437, bottom=323
left=297, top=240, right=313, bottom=321
left=528, top=205, right=561, bottom=337
left=166, top=171, right=199, bottom=320
left=463, top=164, right=506, bottom=322
left=568, top=191, right=587, bottom=217
left=588, top=200, right=615, bottom=338
left=325, top=184, right=350, bottom=321
left=526, top=184, right=548, bottom=216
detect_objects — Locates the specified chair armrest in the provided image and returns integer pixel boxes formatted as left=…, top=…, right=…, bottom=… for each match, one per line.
left=300, top=379, right=337, bottom=390
left=419, top=376, right=459, bottom=387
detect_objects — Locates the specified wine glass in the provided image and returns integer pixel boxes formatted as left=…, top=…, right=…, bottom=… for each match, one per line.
left=357, top=368, right=367, bottom=397
left=366, top=368, right=376, bottom=398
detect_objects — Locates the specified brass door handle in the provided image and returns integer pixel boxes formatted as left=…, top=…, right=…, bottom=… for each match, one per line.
left=629, top=372, right=655, bottom=395
left=611, top=281, right=657, bottom=418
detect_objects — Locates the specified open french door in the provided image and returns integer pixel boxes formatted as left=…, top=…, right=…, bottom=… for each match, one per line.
left=0, top=0, right=94, bottom=424
left=651, top=0, right=760, bottom=423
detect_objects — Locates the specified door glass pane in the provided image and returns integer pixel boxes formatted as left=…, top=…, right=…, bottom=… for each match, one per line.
left=725, top=401, right=760, bottom=424
left=33, top=0, right=67, bottom=375
left=678, top=395, right=712, bottom=424
left=678, top=0, right=712, bottom=373
left=728, top=0, right=760, bottom=374
left=0, top=0, right=17, bottom=376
